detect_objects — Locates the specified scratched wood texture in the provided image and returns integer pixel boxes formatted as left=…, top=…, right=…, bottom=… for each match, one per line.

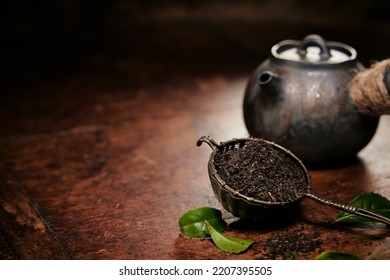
left=1, top=66, right=390, bottom=259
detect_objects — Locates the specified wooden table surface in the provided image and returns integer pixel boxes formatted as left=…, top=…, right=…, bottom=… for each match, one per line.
left=1, top=60, right=390, bottom=259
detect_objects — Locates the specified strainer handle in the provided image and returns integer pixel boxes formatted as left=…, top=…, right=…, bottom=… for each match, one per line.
left=196, top=136, right=220, bottom=151
left=305, top=192, right=390, bottom=226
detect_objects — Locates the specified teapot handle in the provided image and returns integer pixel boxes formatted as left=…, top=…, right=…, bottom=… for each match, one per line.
left=350, top=59, right=390, bottom=116
left=297, top=34, right=331, bottom=60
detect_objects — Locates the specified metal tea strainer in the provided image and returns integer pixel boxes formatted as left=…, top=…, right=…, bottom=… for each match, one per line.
left=197, top=135, right=390, bottom=225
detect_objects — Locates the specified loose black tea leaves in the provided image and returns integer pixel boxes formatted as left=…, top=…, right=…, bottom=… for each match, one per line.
left=261, top=228, right=323, bottom=260
left=214, top=140, right=307, bottom=203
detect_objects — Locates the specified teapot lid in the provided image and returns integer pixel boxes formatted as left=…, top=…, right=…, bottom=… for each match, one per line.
left=271, top=34, right=357, bottom=65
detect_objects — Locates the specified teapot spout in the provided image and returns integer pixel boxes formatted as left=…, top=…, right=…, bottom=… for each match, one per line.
left=257, top=71, right=276, bottom=86
left=256, top=70, right=281, bottom=95
left=350, top=59, right=390, bottom=116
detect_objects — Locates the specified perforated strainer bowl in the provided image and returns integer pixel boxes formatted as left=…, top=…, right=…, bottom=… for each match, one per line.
left=197, top=135, right=390, bottom=225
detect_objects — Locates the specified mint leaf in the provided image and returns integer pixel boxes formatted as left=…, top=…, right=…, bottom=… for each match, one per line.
left=316, top=251, right=361, bottom=260
left=335, top=192, right=390, bottom=223
left=179, top=207, right=227, bottom=238
left=206, top=221, right=254, bottom=254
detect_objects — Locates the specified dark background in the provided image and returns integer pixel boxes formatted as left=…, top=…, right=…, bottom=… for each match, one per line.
left=2, top=0, right=390, bottom=84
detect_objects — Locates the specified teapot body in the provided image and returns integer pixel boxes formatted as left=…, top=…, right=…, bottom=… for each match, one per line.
left=243, top=57, right=379, bottom=164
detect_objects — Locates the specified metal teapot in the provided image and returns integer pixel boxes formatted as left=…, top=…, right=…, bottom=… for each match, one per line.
left=243, top=34, right=390, bottom=164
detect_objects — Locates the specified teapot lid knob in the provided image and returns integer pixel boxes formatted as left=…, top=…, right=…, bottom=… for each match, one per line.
left=271, top=34, right=357, bottom=65
left=297, top=34, right=331, bottom=60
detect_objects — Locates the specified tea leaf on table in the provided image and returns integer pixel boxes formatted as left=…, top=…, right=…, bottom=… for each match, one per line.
left=205, top=221, right=254, bottom=254
left=335, top=192, right=390, bottom=223
left=316, top=251, right=361, bottom=260
left=179, top=207, right=227, bottom=238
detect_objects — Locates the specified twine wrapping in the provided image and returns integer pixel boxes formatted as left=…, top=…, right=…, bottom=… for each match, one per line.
left=350, top=59, right=390, bottom=116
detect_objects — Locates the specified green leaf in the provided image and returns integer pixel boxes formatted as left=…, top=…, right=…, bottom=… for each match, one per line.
left=316, top=251, right=361, bottom=260
left=335, top=192, right=390, bottom=223
left=206, top=221, right=254, bottom=254
left=179, top=207, right=227, bottom=238
left=366, top=247, right=384, bottom=260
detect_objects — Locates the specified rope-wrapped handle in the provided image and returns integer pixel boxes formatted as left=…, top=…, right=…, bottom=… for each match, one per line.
left=305, top=192, right=390, bottom=226
left=350, top=59, right=390, bottom=116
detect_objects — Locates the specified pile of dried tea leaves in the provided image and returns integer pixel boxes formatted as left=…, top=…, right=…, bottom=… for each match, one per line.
left=214, top=140, right=307, bottom=203
left=260, top=227, right=324, bottom=259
